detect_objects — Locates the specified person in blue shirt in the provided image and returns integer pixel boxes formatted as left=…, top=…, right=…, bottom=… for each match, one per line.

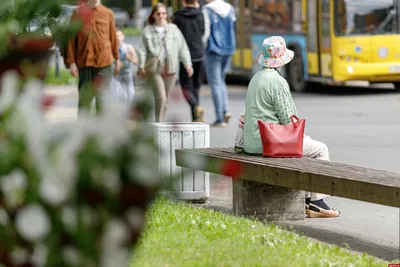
left=202, top=0, right=236, bottom=127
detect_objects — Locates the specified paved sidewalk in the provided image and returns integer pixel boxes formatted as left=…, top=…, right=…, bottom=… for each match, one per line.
left=43, top=83, right=247, bottom=123
left=44, top=85, right=78, bottom=123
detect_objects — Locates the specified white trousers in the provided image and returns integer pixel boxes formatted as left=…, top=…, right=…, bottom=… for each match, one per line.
left=303, top=135, right=330, bottom=201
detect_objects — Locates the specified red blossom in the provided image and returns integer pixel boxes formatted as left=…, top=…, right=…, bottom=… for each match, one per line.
left=76, top=1, right=94, bottom=33
left=92, top=76, right=105, bottom=91
left=41, top=95, right=56, bottom=110
left=220, top=160, right=243, bottom=179
left=131, top=106, right=143, bottom=120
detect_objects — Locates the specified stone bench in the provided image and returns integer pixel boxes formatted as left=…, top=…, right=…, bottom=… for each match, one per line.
left=175, top=147, right=400, bottom=221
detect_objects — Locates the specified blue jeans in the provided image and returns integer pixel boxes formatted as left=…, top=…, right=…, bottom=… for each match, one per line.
left=205, top=52, right=231, bottom=123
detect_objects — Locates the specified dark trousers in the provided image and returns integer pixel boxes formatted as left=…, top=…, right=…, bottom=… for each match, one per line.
left=179, top=61, right=203, bottom=121
left=78, top=65, right=112, bottom=114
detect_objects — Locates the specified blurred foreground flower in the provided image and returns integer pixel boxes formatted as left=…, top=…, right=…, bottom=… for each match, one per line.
left=0, top=71, right=160, bottom=267
left=221, top=159, right=244, bottom=179
left=41, top=95, right=55, bottom=111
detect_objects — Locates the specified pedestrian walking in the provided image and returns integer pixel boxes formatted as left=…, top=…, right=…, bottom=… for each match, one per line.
left=66, top=0, right=120, bottom=114
left=243, top=36, right=340, bottom=218
left=202, top=0, right=236, bottom=127
left=173, top=0, right=205, bottom=122
left=110, top=28, right=138, bottom=117
left=137, top=3, right=193, bottom=122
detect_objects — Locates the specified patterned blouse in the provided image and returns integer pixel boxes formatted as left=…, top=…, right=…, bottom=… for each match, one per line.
left=243, top=68, right=298, bottom=154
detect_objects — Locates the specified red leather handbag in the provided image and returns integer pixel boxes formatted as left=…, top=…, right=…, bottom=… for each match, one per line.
left=257, top=115, right=305, bottom=158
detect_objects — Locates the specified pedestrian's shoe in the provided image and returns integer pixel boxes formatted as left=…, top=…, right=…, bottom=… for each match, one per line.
left=195, top=106, right=205, bottom=123
left=224, top=112, right=232, bottom=124
left=211, top=122, right=227, bottom=128
left=306, top=199, right=340, bottom=218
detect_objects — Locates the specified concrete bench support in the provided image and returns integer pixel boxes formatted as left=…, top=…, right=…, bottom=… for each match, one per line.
left=233, top=180, right=305, bottom=221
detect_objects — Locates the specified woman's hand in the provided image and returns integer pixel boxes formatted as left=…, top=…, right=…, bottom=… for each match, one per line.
left=137, top=68, right=146, bottom=78
left=114, top=60, right=121, bottom=76
left=186, top=65, right=193, bottom=77
left=128, top=53, right=138, bottom=65
left=69, top=63, right=78, bottom=77
left=127, top=49, right=138, bottom=65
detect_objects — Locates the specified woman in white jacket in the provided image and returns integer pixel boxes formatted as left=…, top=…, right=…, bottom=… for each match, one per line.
left=137, top=3, right=193, bottom=122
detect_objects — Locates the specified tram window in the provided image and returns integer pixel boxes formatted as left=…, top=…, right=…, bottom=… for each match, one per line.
left=335, top=0, right=397, bottom=35
left=307, top=0, right=318, bottom=52
left=292, top=0, right=302, bottom=32
left=252, top=0, right=268, bottom=32
left=252, top=0, right=294, bottom=33
left=321, top=0, right=331, bottom=51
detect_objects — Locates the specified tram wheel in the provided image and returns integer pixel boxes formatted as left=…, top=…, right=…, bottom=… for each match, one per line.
left=287, top=46, right=307, bottom=92
left=393, top=82, right=400, bottom=92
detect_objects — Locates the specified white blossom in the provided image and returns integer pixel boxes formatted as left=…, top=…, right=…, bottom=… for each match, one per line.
left=0, top=70, right=161, bottom=266
left=62, top=246, right=80, bottom=266
left=102, top=219, right=130, bottom=247
left=94, top=92, right=130, bottom=155
left=39, top=173, right=71, bottom=206
left=137, top=122, right=157, bottom=139
left=13, top=80, right=49, bottom=177
left=130, top=162, right=159, bottom=186
left=221, top=224, right=227, bottom=230
left=30, top=244, right=48, bottom=267
left=7, top=19, right=21, bottom=33
left=0, top=208, right=9, bottom=226
left=0, top=170, right=27, bottom=209
left=1, top=170, right=27, bottom=192
left=81, top=206, right=98, bottom=227
left=191, top=220, right=196, bottom=225
left=51, top=124, right=84, bottom=183
left=102, top=168, right=121, bottom=194
left=0, top=71, right=18, bottom=113
left=130, top=143, right=159, bottom=186
left=100, top=219, right=131, bottom=267
left=125, top=207, right=144, bottom=229
left=61, top=206, right=77, bottom=232
left=10, top=248, right=29, bottom=265
left=100, top=248, right=131, bottom=267
left=92, top=167, right=121, bottom=195
left=16, top=205, right=51, bottom=242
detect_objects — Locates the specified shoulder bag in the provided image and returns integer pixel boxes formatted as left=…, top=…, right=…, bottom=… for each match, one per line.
left=257, top=115, right=305, bottom=158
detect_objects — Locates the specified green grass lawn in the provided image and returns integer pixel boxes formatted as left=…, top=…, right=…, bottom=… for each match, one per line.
left=45, top=67, right=77, bottom=85
left=131, top=197, right=392, bottom=267
left=122, top=27, right=143, bottom=37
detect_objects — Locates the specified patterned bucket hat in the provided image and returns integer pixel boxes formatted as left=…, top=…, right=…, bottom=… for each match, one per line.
left=258, top=36, right=294, bottom=68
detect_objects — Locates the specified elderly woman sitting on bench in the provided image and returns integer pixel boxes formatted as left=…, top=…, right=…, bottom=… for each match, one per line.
left=242, top=36, right=340, bottom=218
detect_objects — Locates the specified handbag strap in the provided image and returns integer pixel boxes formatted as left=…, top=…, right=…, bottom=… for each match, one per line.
left=290, top=115, right=300, bottom=124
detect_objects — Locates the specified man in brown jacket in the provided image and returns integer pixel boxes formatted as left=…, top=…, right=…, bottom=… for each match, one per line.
left=67, top=0, right=120, bottom=113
